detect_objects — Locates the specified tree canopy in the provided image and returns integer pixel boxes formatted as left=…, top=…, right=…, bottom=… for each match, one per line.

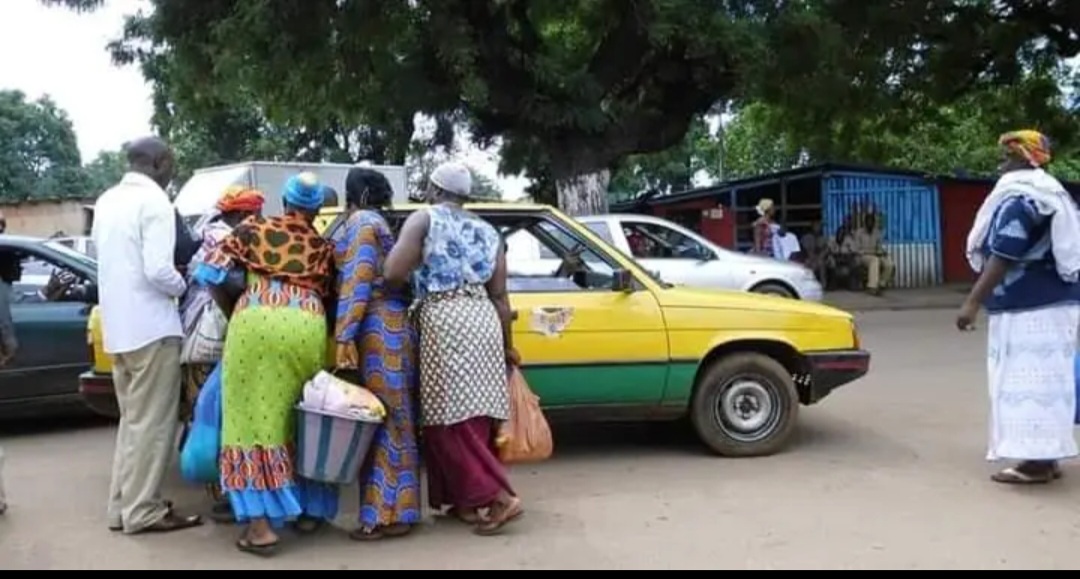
left=44, top=0, right=1080, bottom=211
left=0, top=90, right=96, bottom=202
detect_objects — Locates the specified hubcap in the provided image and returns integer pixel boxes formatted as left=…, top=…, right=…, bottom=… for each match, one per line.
left=713, top=377, right=779, bottom=442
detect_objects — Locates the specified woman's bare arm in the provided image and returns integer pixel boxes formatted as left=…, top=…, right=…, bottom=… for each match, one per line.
left=384, top=210, right=430, bottom=288
left=485, top=245, right=514, bottom=357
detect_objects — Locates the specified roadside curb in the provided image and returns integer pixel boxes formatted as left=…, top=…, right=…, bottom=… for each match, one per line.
left=836, top=302, right=961, bottom=313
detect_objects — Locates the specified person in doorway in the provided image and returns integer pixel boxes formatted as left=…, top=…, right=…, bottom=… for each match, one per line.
left=852, top=212, right=894, bottom=295
left=0, top=251, right=20, bottom=516
left=801, top=221, right=832, bottom=284
left=385, top=161, right=522, bottom=536
left=752, top=198, right=777, bottom=258
left=333, top=167, right=421, bottom=541
left=93, top=136, right=202, bottom=534
left=195, top=172, right=336, bottom=556
left=959, top=129, right=1080, bottom=485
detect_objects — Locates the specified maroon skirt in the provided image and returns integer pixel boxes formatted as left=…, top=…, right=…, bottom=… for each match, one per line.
left=423, top=416, right=515, bottom=510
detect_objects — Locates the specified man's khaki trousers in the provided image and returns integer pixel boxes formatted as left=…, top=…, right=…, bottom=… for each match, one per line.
left=106, top=337, right=181, bottom=533
left=0, top=444, right=7, bottom=512
left=859, top=254, right=896, bottom=290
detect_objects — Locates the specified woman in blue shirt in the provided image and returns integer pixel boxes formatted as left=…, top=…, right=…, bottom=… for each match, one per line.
left=958, top=130, right=1080, bottom=485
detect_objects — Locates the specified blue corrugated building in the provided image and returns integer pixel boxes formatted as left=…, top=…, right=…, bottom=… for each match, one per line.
left=611, top=163, right=944, bottom=288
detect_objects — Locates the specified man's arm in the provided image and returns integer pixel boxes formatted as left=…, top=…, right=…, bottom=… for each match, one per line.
left=140, top=197, right=187, bottom=298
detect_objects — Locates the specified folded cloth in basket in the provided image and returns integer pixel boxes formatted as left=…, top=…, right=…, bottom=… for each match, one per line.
left=301, top=370, right=386, bottom=422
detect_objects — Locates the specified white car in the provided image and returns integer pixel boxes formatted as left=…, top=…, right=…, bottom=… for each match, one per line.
left=573, top=214, right=823, bottom=301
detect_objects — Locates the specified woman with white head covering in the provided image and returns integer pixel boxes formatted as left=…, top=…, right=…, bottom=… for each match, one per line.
left=384, top=161, right=522, bottom=536
left=752, top=198, right=778, bottom=257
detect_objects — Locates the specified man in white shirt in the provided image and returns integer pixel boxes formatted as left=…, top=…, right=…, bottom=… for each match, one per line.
left=92, top=137, right=202, bottom=534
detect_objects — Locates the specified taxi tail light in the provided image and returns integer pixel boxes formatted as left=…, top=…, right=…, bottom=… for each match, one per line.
left=852, top=322, right=861, bottom=350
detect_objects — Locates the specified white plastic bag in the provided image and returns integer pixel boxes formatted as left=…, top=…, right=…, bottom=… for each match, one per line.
left=300, top=371, right=386, bottom=421
left=181, top=302, right=228, bottom=364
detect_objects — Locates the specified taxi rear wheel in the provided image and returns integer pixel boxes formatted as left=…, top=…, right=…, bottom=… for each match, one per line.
left=690, top=352, right=800, bottom=457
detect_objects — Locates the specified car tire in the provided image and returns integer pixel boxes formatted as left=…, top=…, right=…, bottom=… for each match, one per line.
left=751, top=282, right=797, bottom=299
left=690, top=352, right=800, bottom=457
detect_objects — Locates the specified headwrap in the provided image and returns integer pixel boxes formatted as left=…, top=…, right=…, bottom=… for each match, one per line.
left=999, top=130, right=1053, bottom=168
left=215, top=185, right=265, bottom=213
left=283, top=171, right=325, bottom=211
left=756, top=198, right=775, bottom=217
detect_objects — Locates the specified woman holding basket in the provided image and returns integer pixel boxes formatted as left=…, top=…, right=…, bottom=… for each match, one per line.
left=332, top=167, right=422, bottom=541
left=194, top=172, right=336, bottom=556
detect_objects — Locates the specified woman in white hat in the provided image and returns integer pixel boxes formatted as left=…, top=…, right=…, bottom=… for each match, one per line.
left=385, top=161, right=523, bottom=536
left=752, top=198, right=778, bottom=258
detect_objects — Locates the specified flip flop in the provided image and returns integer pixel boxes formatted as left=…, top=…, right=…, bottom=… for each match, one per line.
left=991, top=467, right=1055, bottom=485
left=236, top=537, right=280, bottom=557
left=208, top=502, right=236, bottom=525
left=474, top=501, right=524, bottom=537
left=348, top=524, right=412, bottom=542
left=292, top=517, right=324, bottom=535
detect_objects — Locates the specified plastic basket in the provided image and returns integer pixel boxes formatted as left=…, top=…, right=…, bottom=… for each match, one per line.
left=295, top=405, right=382, bottom=485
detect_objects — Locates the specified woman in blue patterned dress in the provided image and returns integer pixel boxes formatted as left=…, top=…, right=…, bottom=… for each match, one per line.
left=333, top=168, right=422, bottom=541
left=386, top=161, right=522, bottom=536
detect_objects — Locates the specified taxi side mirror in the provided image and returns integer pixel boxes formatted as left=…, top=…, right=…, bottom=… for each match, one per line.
left=612, top=269, right=634, bottom=293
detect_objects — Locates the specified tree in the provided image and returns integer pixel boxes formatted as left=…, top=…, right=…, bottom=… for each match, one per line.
left=46, top=0, right=1080, bottom=211
left=83, top=149, right=126, bottom=194
left=0, top=90, right=88, bottom=201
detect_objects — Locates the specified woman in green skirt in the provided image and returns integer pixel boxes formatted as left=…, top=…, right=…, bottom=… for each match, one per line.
left=194, top=172, right=336, bottom=556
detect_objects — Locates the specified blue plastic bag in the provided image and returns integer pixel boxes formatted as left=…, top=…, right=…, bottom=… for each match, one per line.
left=180, top=362, right=223, bottom=484
left=1074, top=354, right=1080, bottom=425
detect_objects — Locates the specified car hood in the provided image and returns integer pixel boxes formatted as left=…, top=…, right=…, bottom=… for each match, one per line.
left=725, top=251, right=808, bottom=272
left=655, top=285, right=851, bottom=320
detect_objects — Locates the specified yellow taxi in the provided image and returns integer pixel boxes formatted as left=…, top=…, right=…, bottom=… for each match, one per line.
left=80, top=203, right=869, bottom=457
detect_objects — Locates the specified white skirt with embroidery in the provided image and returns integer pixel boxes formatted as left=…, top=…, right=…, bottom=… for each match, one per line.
left=987, top=304, right=1080, bottom=461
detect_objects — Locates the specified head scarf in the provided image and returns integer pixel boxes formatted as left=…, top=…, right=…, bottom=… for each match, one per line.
left=216, top=185, right=265, bottom=213
left=283, top=172, right=325, bottom=211
left=999, top=130, right=1052, bottom=168
left=756, top=198, right=775, bottom=217
left=430, top=161, right=473, bottom=199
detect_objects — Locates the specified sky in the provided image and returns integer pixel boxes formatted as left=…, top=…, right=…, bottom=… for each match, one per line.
left=0, top=0, right=529, bottom=198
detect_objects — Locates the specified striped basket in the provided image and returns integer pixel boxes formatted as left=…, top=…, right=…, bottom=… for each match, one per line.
left=295, top=405, right=382, bottom=485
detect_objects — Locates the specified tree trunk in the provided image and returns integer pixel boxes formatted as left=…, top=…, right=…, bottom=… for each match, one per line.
left=555, top=169, right=611, bottom=216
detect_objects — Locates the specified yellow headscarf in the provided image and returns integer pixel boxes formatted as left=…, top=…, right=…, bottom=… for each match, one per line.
left=999, top=130, right=1052, bottom=168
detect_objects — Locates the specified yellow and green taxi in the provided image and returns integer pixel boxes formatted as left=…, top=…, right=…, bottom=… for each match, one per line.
left=80, top=203, right=870, bottom=457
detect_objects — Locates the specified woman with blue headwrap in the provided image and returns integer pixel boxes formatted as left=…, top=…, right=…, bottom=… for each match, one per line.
left=194, top=172, right=336, bottom=556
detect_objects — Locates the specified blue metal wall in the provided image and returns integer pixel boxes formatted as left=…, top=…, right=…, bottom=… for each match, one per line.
left=822, top=172, right=943, bottom=288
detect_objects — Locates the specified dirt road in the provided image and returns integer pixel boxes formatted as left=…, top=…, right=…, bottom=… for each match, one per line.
left=3, top=309, right=1080, bottom=569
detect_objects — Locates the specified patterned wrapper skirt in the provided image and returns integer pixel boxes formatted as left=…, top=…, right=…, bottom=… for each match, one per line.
left=986, top=304, right=1080, bottom=462
left=415, top=285, right=513, bottom=510
left=218, top=277, right=336, bottom=527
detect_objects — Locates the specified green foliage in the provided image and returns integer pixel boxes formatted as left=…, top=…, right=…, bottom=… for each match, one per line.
left=43, top=0, right=1080, bottom=209
left=82, top=149, right=127, bottom=195
left=0, top=90, right=89, bottom=201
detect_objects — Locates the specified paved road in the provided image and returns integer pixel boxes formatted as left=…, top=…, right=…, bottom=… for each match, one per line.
left=4, top=309, right=1080, bottom=570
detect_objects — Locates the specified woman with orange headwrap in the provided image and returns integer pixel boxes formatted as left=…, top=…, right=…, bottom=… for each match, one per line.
left=960, top=130, right=1080, bottom=485
left=178, top=185, right=265, bottom=519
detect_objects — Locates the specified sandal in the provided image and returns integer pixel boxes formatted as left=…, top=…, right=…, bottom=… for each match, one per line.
left=991, top=466, right=1055, bottom=485
left=131, top=512, right=203, bottom=535
left=292, top=517, right=324, bottom=535
left=349, top=524, right=413, bottom=542
left=236, top=537, right=280, bottom=557
left=110, top=500, right=177, bottom=532
left=209, top=502, right=235, bottom=525
left=474, top=498, right=524, bottom=537
left=448, top=508, right=483, bottom=525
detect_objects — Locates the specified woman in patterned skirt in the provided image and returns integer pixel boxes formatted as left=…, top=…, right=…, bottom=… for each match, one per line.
left=178, top=185, right=265, bottom=521
left=332, top=167, right=422, bottom=541
left=386, top=161, right=522, bottom=536
left=194, top=172, right=336, bottom=556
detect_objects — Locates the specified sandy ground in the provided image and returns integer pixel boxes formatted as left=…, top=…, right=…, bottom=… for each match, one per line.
left=4, top=309, right=1080, bottom=570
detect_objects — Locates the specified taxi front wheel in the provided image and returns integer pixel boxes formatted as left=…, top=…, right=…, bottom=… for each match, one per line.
left=690, top=352, right=800, bottom=457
